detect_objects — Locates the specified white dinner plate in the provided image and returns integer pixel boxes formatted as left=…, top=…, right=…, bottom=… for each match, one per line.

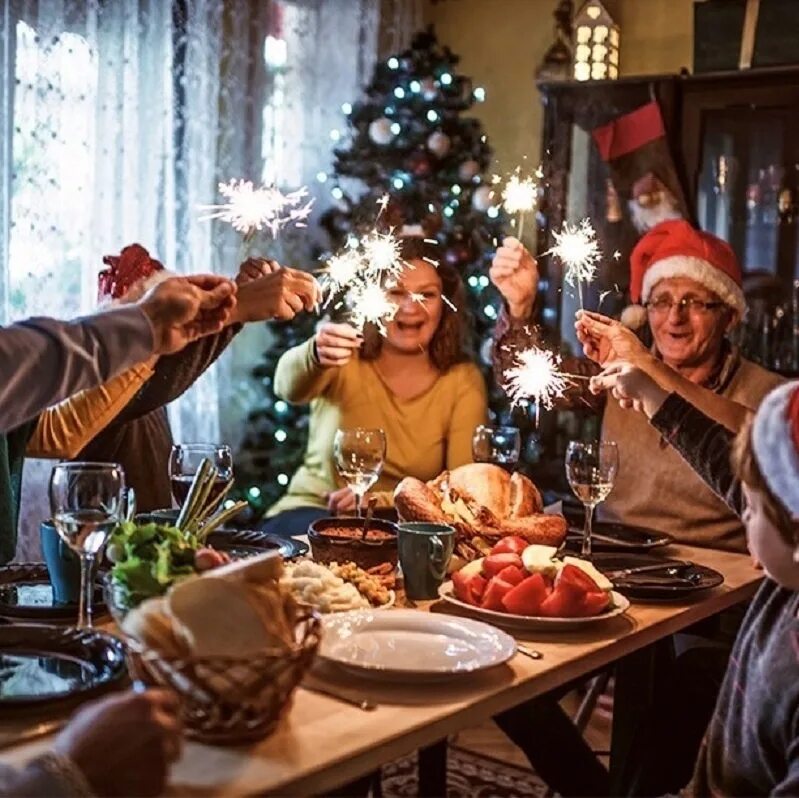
left=319, top=609, right=516, bottom=681
left=438, top=583, right=630, bottom=631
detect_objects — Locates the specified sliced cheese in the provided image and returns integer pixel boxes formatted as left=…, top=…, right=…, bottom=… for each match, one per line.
left=521, top=544, right=560, bottom=577
left=459, top=557, right=485, bottom=578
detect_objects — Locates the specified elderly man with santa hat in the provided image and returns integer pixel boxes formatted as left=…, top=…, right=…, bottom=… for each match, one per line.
left=491, top=218, right=783, bottom=553
left=488, top=219, right=783, bottom=797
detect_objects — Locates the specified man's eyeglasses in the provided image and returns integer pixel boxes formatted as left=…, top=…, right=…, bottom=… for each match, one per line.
left=644, top=297, right=725, bottom=315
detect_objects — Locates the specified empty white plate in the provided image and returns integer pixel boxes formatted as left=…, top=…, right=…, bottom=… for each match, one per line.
left=319, top=609, right=516, bottom=681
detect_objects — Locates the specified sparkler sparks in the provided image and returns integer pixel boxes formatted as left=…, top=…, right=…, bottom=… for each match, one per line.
left=500, top=168, right=539, bottom=239
left=503, top=344, right=574, bottom=424
left=547, top=218, right=602, bottom=308
left=349, top=282, right=398, bottom=335
left=362, top=230, right=404, bottom=278
left=199, top=179, right=313, bottom=237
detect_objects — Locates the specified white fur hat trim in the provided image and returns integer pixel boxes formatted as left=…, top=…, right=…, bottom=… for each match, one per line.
left=641, top=255, right=745, bottom=319
left=752, top=381, right=799, bottom=518
left=98, top=269, right=175, bottom=308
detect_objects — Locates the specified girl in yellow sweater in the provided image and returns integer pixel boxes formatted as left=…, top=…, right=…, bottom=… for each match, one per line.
left=264, top=238, right=488, bottom=537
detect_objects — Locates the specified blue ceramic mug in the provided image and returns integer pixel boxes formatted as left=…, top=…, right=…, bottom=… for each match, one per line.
left=40, top=520, right=81, bottom=605
left=397, top=522, right=455, bottom=601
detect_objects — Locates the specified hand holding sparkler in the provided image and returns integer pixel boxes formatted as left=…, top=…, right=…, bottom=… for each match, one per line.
left=575, top=309, right=648, bottom=367
left=588, top=361, right=668, bottom=417
left=490, top=236, right=539, bottom=320
left=314, top=321, right=363, bottom=368
left=232, top=262, right=320, bottom=323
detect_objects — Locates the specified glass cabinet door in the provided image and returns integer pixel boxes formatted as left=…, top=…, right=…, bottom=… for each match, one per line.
left=696, top=108, right=798, bottom=282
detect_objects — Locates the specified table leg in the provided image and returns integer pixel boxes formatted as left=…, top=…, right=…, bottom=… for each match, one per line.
left=609, top=639, right=673, bottom=796
left=418, top=739, right=447, bottom=797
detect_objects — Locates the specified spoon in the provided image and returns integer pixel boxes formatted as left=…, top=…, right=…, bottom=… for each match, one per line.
left=361, top=496, right=376, bottom=540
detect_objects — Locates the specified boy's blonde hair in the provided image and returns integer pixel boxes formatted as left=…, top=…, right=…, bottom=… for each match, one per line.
left=732, top=416, right=796, bottom=546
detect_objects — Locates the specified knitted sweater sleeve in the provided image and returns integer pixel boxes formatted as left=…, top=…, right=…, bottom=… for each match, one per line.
left=650, top=392, right=742, bottom=516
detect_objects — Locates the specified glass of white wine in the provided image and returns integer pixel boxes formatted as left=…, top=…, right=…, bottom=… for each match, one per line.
left=49, top=462, right=125, bottom=629
left=565, top=441, right=619, bottom=559
left=333, top=428, right=386, bottom=517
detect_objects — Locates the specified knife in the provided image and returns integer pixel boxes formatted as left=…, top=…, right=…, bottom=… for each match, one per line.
left=0, top=719, right=64, bottom=751
left=605, top=561, right=692, bottom=579
left=301, top=681, right=377, bottom=711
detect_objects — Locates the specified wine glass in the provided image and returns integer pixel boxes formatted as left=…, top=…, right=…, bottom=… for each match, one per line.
left=472, top=425, right=521, bottom=473
left=169, top=444, right=233, bottom=509
left=49, top=462, right=125, bottom=629
left=333, top=428, right=386, bottom=517
left=565, top=441, right=619, bottom=559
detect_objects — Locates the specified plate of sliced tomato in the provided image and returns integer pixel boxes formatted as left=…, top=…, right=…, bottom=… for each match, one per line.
left=438, top=538, right=630, bottom=630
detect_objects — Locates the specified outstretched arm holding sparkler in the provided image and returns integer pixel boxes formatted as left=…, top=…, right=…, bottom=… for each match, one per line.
left=578, top=310, right=749, bottom=432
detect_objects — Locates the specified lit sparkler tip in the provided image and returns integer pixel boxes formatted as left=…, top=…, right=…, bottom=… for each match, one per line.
left=548, top=218, right=602, bottom=287
left=198, top=178, right=313, bottom=238
left=349, top=282, right=398, bottom=336
left=503, top=346, right=573, bottom=410
left=613, top=249, right=622, bottom=260
left=501, top=172, right=538, bottom=215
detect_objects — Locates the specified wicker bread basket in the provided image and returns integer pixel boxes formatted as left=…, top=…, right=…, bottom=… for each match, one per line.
left=125, top=606, right=321, bottom=744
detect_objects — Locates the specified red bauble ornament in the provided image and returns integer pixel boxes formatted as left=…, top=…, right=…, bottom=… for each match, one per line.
left=406, top=150, right=433, bottom=178
left=444, top=242, right=472, bottom=267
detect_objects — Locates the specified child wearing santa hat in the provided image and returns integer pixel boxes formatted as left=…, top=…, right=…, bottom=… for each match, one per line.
left=588, top=363, right=799, bottom=794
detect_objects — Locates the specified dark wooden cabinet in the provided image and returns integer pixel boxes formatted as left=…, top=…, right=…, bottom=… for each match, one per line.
left=536, top=66, right=799, bottom=343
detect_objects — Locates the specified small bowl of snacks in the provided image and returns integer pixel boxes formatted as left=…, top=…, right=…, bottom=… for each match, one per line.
left=308, top=517, right=398, bottom=571
left=120, top=552, right=321, bottom=744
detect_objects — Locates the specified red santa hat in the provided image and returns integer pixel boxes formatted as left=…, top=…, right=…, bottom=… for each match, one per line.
left=752, top=381, right=799, bottom=519
left=97, top=243, right=173, bottom=306
left=620, top=219, right=745, bottom=329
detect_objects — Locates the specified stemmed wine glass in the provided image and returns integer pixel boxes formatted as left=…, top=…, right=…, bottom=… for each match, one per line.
left=169, top=444, right=233, bottom=509
left=472, top=425, right=521, bottom=473
left=333, top=428, right=386, bottom=517
left=49, top=462, right=125, bottom=629
left=565, top=441, right=619, bottom=559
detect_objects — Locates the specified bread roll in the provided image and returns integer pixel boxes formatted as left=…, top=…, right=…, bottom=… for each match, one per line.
left=121, top=597, right=188, bottom=658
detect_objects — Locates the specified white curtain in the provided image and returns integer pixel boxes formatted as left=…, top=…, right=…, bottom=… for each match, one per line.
left=0, top=0, right=411, bottom=557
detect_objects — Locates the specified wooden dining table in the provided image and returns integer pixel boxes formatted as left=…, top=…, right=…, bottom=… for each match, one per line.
left=2, top=543, right=762, bottom=796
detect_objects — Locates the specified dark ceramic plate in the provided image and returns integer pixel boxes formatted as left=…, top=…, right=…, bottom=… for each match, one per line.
left=135, top=512, right=308, bottom=560
left=0, top=624, right=126, bottom=707
left=0, top=564, right=105, bottom=622
left=564, top=515, right=674, bottom=553
left=591, top=552, right=724, bottom=599
left=205, top=529, right=308, bottom=560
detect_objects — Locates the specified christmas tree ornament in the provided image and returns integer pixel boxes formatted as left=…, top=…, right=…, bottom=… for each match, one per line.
left=426, top=131, right=451, bottom=159
left=368, top=117, right=395, bottom=145
left=406, top=150, right=433, bottom=178
left=458, top=160, right=480, bottom=181
left=472, top=184, right=494, bottom=212
left=421, top=76, right=438, bottom=99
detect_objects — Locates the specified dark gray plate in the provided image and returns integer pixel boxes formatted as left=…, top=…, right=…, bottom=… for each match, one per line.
left=205, top=529, right=308, bottom=560
left=591, top=552, right=724, bottom=599
left=0, top=625, right=126, bottom=707
left=0, top=564, right=105, bottom=622
left=565, top=518, right=674, bottom=553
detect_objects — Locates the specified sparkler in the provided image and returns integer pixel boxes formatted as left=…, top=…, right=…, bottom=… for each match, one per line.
left=546, top=218, right=602, bottom=309
left=349, top=282, right=398, bottom=335
left=199, top=179, right=313, bottom=238
left=500, top=169, right=538, bottom=240
left=503, top=342, right=574, bottom=426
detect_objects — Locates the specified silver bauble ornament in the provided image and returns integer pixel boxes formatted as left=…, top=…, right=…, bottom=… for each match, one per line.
left=458, top=160, right=480, bottom=181
left=472, top=184, right=494, bottom=212
left=368, top=117, right=394, bottom=145
left=427, top=131, right=451, bottom=159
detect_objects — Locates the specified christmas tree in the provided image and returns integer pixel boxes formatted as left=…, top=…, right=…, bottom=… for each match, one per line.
left=321, top=27, right=544, bottom=465
left=235, top=26, right=543, bottom=522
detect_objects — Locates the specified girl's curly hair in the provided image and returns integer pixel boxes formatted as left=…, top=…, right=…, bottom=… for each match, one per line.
left=359, top=238, right=473, bottom=371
